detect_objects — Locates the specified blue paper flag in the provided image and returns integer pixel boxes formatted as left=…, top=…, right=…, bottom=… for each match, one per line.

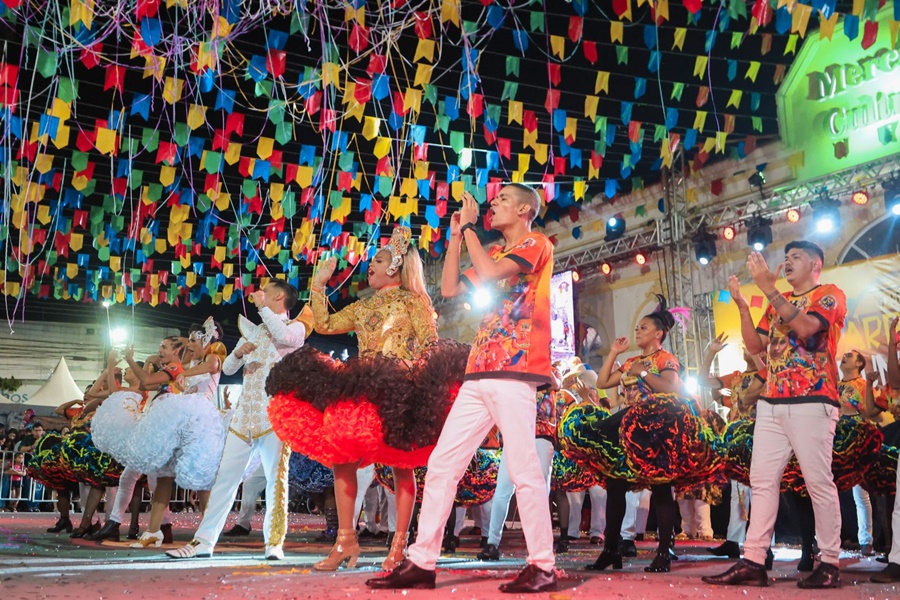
left=634, top=78, right=646, bottom=99
left=643, top=25, right=657, bottom=49
left=140, top=17, right=162, bottom=47
left=605, top=179, right=619, bottom=198
left=553, top=109, right=567, bottom=132
left=665, top=107, right=679, bottom=130
left=843, top=15, right=859, bottom=41
left=512, top=29, right=529, bottom=52
left=131, top=93, right=151, bottom=120
left=372, top=74, right=391, bottom=101
left=248, top=55, right=268, bottom=82
left=487, top=5, right=506, bottom=29
left=215, top=89, right=236, bottom=113
left=620, top=101, right=633, bottom=125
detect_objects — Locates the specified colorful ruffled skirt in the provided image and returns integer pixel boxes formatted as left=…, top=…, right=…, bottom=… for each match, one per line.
left=93, top=390, right=226, bottom=490
left=723, top=414, right=883, bottom=495
left=373, top=448, right=500, bottom=506
left=557, top=394, right=724, bottom=489
left=551, top=451, right=602, bottom=493
left=59, top=430, right=123, bottom=488
left=862, top=420, right=900, bottom=495
left=25, top=433, right=75, bottom=491
left=288, top=453, right=334, bottom=495
left=266, top=340, right=469, bottom=469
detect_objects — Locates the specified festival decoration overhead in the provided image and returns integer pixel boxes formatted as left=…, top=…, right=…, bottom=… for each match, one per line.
left=0, top=0, right=896, bottom=316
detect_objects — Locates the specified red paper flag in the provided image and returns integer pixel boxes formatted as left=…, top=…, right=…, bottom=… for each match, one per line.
left=225, top=112, right=245, bottom=137
left=366, top=54, right=387, bottom=76
left=436, top=181, right=449, bottom=200
left=305, top=91, right=322, bottom=115
left=497, top=137, right=511, bottom=159
left=752, top=0, right=772, bottom=27
left=554, top=156, right=567, bottom=176
left=0, top=63, right=19, bottom=86
left=568, top=16, right=583, bottom=42
left=482, top=124, right=496, bottom=146
left=266, top=50, right=287, bottom=78
left=414, top=12, right=433, bottom=38
left=523, top=110, right=538, bottom=131
left=696, top=86, right=710, bottom=108
left=710, top=178, right=723, bottom=196
left=750, top=295, right=764, bottom=309
left=583, top=41, right=598, bottom=64
left=104, top=65, right=125, bottom=93
left=544, top=89, right=560, bottom=113
left=136, top=0, right=160, bottom=19
left=354, top=78, right=372, bottom=103
left=862, top=21, right=878, bottom=50
left=547, top=63, right=561, bottom=87
left=212, top=129, right=229, bottom=151
left=467, top=93, right=484, bottom=118
left=348, top=24, right=370, bottom=53
left=683, top=0, right=702, bottom=13
left=156, top=142, right=177, bottom=165
left=80, top=42, right=103, bottom=70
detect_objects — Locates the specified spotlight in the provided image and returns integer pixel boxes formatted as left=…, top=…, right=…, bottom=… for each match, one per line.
left=110, top=327, right=128, bottom=344
left=463, top=302, right=472, bottom=311
left=473, top=288, right=493, bottom=308
left=786, top=208, right=801, bottom=223
left=883, top=178, right=900, bottom=216
left=748, top=171, right=766, bottom=188
left=692, top=230, right=718, bottom=266
left=571, top=269, right=581, bottom=283
left=102, top=300, right=111, bottom=308
left=722, top=225, right=736, bottom=241
left=605, top=214, right=626, bottom=241
left=812, top=196, right=841, bottom=234
left=746, top=216, right=773, bottom=251
left=851, top=189, right=869, bottom=205
left=600, top=262, right=612, bottom=275
left=635, top=252, right=647, bottom=266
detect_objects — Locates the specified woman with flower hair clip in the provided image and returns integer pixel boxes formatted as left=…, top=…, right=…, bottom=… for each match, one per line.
left=267, top=226, right=468, bottom=572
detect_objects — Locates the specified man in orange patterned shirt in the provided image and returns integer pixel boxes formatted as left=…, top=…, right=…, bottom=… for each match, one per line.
left=368, top=184, right=556, bottom=594
left=704, top=241, right=846, bottom=590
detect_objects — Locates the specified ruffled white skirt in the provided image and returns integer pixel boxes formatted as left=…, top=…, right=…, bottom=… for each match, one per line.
left=91, top=391, right=146, bottom=460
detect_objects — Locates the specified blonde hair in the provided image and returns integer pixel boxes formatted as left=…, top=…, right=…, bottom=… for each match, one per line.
left=394, top=246, right=433, bottom=308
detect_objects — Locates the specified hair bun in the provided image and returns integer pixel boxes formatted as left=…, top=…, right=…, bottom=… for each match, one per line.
left=649, top=294, right=676, bottom=331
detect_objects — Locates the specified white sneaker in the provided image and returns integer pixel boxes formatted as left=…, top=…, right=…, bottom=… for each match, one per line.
left=166, top=539, right=214, bottom=559
left=130, top=531, right=164, bottom=549
left=265, top=544, right=284, bottom=560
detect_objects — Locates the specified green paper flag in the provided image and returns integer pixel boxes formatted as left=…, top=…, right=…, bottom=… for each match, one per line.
left=290, top=10, right=308, bottom=35
left=501, top=81, right=518, bottom=101
left=616, top=46, right=629, bottom=65
left=338, top=151, right=355, bottom=172
left=242, top=179, right=258, bottom=198
left=506, top=56, right=520, bottom=77
left=671, top=82, right=684, bottom=101
left=196, top=194, right=212, bottom=213
left=255, top=80, right=273, bottom=98
left=450, top=131, right=465, bottom=154
left=654, top=124, right=667, bottom=143
left=731, top=32, right=743, bottom=49
left=142, top=128, right=160, bottom=152
left=174, top=123, right=190, bottom=147
left=530, top=11, right=545, bottom=32
left=37, top=49, right=57, bottom=78
left=71, top=151, right=90, bottom=171
left=57, top=78, right=78, bottom=102
left=274, top=121, right=293, bottom=145
left=146, top=183, right=162, bottom=201
left=129, top=170, right=144, bottom=190
left=282, top=194, right=297, bottom=219
left=268, top=100, right=286, bottom=125
left=424, top=84, right=438, bottom=105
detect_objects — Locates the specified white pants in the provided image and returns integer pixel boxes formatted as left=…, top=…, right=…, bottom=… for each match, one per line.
left=621, top=489, right=651, bottom=541
left=194, top=431, right=290, bottom=549
left=408, top=379, right=555, bottom=572
left=852, top=484, right=873, bottom=546
left=236, top=465, right=267, bottom=530
left=354, top=464, right=376, bottom=530
left=485, top=437, right=554, bottom=546
left=567, top=486, right=607, bottom=538
left=743, top=401, right=841, bottom=566
left=890, top=452, right=900, bottom=565
left=726, top=480, right=751, bottom=544
left=363, top=479, right=396, bottom=533
left=109, top=466, right=170, bottom=526
left=678, top=498, right=713, bottom=538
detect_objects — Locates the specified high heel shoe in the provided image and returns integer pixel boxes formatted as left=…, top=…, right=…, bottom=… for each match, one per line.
left=381, top=532, right=408, bottom=571
left=70, top=521, right=100, bottom=539
left=586, top=549, right=623, bottom=571
left=644, top=551, right=671, bottom=573
left=314, top=528, right=360, bottom=571
left=47, top=517, right=74, bottom=534
left=130, top=530, right=164, bottom=548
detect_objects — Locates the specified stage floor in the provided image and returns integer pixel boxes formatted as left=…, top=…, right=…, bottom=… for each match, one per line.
left=0, top=511, right=892, bottom=599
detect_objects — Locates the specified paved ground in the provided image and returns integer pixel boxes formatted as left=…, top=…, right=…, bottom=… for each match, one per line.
left=0, top=511, right=895, bottom=599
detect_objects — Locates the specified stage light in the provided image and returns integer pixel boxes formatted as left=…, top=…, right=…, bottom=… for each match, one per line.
left=851, top=189, right=869, bottom=205
left=463, top=302, right=472, bottom=311
left=685, top=376, right=699, bottom=395
left=812, top=197, right=841, bottom=234
left=102, top=300, right=111, bottom=308
left=571, top=269, right=581, bottom=283
left=786, top=208, right=801, bottom=223
left=110, top=327, right=127, bottom=344
left=746, top=216, right=773, bottom=251
left=605, top=214, right=626, bottom=241
left=600, top=262, right=612, bottom=275
left=722, top=225, right=736, bottom=241
left=883, top=179, right=900, bottom=216
left=473, top=288, right=493, bottom=308
left=692, top=230, right=717, bottom=266
left=635, top=252, right=647, bottom=266
left=748, top=170, right=766, bottom=188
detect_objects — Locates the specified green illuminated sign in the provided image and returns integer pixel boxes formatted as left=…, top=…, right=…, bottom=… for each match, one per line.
left=777, top=7, right=900, bottom=183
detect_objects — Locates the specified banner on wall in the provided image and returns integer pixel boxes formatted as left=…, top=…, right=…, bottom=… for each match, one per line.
left=712, top=254, right=900, bottom=375
left=551, top=270, right=576, bottom=363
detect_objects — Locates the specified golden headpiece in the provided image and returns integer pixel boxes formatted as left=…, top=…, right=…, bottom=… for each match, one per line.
left=384, top=226, right=412, bottom=276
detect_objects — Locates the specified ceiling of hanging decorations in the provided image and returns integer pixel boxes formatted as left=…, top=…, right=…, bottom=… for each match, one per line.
left=0, top=0, right=892, bottom=311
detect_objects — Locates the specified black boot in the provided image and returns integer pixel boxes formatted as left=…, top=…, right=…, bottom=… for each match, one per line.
left=619, top=539, right=638, bottom=557
left=477, top=543, right=500, bottom=561
left=47, top=517, right=73, bottom=534
left=441, top=534, right=459, bottom=553
left=315, top=507, right=338, bottom=543
left=645, top=551, right=671, bottom=573
left=586, top=549, right=623, bottom=570
left=87, top=520, right=121, bottom=542
left=707, top=540, right=741, bottom=558
left=554, top=535, right=569, bottom=554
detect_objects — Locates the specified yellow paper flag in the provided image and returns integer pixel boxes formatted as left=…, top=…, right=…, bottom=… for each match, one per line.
left=508, top=100, right=523, bottom=125
left=187, top=104, right=206, bottom=130
left=373, top=137, right=392, bottom=159
left=791, top=4, right=812, bottom=37
left=693, top=111, right=708, bottom=131
left=162, top=77, right=183, bottom=104
left=726, top=89, right=743, bottom=108
left=693, top=56, right=708, bottom=79
left=818, top=11, right=839, bottom=41
left=550, top=35, right=566, bottom=58
left=441, top=0, right=461, bottom=27
left=573, top=180, right=586, bottom=200
left=518, top=153, right=531, bottom=172
left=414, top=39, right=436, bottom=62
left=564, top=118, right=578, bottom=141
left=225, top=142, right=242, bottom=165
left=784, top=34, right=798, bottom=54
left=745, top=61, right=761, bottom=82
left=257, top=137, right=274, bottom=160
left=159, top=165, right=177, bottom=187
left=595, top=71, right=610, bottom=94
left=672, top=28, right=686, bottom=50
left=584, top=96, right=599, bottom=122
left=610, top=21, right=624, bottom=43
left=533, top=143, right=548, bottom=165
left=363, top=116, right=380, bottom=141
left=404, top=88, right=422, bottom=114
left=523, top=128, right=538, bottom=150
left=414, top=64, right=433, bottom=87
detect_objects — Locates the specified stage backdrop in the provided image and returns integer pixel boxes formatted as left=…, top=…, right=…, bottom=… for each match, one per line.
left=712, top=254, right=900, bottom=377
left=550, top=270, right=576, bottom=363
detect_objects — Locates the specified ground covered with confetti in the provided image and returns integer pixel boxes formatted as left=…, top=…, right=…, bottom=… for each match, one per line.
left=0, top=511, right=895, bottom=599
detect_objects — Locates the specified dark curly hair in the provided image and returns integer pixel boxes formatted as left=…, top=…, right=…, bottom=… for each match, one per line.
left=644, top=294, right=677, bottom=343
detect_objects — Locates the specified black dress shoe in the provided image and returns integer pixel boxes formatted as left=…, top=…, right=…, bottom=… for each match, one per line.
left=365, top=559, right=436, bottom=590
left=498, top=564, right=557, bottom=594
left=70, top=522, right=99, bottom=539
left=47, top=517, right=73, bottom=534
left=707, top=540, right=741, bottom=558
left=876, top=554, right=889, bottom=564
left=620, top=539, right=638, bottom=557
left=702, top=559, right=769, bottom=586
left=553, top=536, right=569, bottom=554
left=585, top=550, right=622, bottom=571
left=797, top=562, right=840, bottom=589
left=222, top=524, right=252, bottom=537
left=477, top=543, right=500, bottom=561
left=589, top=536, right=603, bottom=545
left=871, top=562, right=900, bottom=583
left=87, top=520, right=120, bottom=542
left=644, top=551, right=671, bottom=573
left=160, top=523, right=173, bottom=544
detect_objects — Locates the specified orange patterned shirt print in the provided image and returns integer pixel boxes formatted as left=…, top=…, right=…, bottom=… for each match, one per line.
left=718, top=370, right=764, bottom=420
left=755, top=283, right=847, bottom=406
left=461, top=232, right=553, bottom=385
left=618, top=349, right=680, bottom=406
left=838, top=376, right=867, bottom=414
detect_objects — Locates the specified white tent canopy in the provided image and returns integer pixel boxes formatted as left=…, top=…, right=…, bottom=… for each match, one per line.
left=22, top=357, right=85, bottom=408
